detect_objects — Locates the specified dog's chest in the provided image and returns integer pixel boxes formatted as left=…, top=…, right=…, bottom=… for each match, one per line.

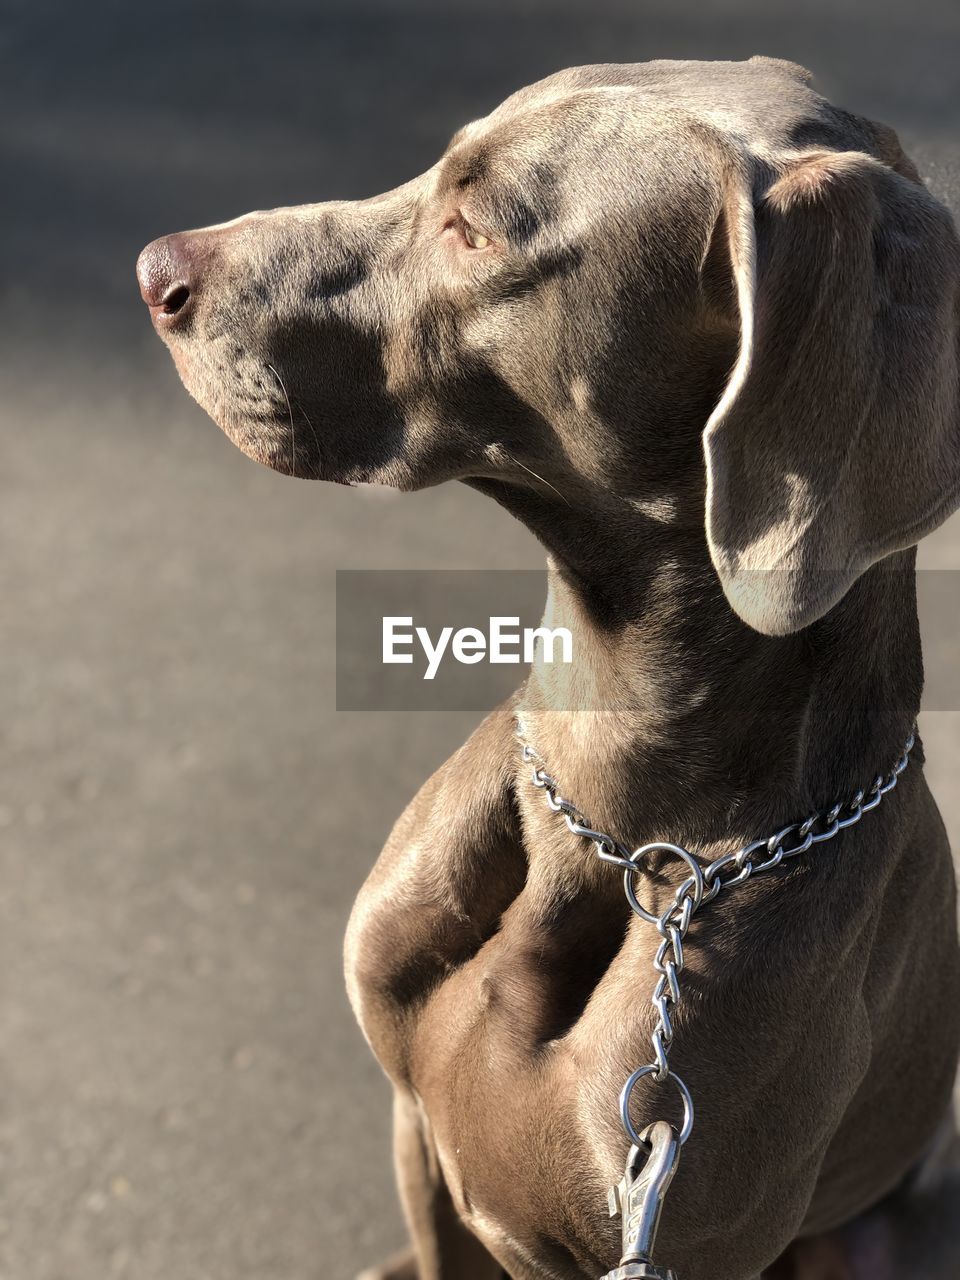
left=350, top=877, right=602, bottom=1072
left=348, top=841, right=628, bottom=1081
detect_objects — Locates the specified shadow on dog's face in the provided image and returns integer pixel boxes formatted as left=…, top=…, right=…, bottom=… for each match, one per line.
left=136, top=63, right=742, bottom=495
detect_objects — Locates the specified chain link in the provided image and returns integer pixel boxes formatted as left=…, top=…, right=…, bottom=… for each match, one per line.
left=518, top=724, right=916, bottom=1150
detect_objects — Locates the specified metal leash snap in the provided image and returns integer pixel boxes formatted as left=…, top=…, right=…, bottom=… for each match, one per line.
left=601, top=1121, right=680, bottom=1280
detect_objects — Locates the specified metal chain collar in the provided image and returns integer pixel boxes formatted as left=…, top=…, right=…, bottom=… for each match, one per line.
left=516, top=720, right=916, bottom=1279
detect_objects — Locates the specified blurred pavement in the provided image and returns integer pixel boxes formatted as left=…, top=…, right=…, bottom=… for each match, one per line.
left=3, top=3, right=960, bottom=1278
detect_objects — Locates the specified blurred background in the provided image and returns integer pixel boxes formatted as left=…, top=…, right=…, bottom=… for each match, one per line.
left=4, top=2, right=960, bottom=1277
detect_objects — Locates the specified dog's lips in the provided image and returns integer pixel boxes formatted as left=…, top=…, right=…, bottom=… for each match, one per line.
left=218, top=418, right=289, bottom=470
left=168, top=344, right=195, bottom=381
left=214, top=414, right=325, bottom=480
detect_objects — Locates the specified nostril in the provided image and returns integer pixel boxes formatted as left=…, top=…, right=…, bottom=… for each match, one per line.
left=161, top=283, right=191, bottom=315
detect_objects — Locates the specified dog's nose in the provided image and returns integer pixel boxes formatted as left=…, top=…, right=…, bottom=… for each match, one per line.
left=136, top=233, right=201, bottom=325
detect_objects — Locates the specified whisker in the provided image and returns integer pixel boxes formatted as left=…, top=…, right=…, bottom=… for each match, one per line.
left=505, top=452, right=572, bottom=506
left=293, top=398, right=323, bottom=476
left=266, top=361, right=296, bottom=474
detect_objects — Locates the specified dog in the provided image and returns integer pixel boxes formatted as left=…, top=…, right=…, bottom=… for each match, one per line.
left=137, top=57, right=960, bottom=1280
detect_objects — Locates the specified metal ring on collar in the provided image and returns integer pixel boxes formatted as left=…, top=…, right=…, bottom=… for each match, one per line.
left=619, top=1065, right=695, bottom=1147
left=623, top=843, right=704, bottom=925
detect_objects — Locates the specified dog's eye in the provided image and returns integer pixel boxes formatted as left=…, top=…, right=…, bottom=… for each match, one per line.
left=462, top=221, right=491, bottom=250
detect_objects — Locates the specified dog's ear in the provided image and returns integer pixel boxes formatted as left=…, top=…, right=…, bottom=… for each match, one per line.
left=702, top=149, right=960, bottom=636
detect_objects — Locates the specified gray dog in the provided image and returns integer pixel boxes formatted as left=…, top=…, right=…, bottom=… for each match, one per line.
left=138, top=58, right=960, bottom=1280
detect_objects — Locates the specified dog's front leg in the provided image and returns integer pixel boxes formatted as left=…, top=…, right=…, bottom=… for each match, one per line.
left=359, top=1090, right=505, bottom=1280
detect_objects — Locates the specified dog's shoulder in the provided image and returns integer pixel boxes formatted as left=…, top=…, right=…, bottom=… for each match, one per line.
left=344, top=700, right=526, bottom=1078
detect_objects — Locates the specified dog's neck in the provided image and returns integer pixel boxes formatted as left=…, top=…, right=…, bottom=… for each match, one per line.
left=474, top=479, right=922, bottom=852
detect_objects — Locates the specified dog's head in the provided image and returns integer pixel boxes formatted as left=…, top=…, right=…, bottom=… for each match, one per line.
left=138, top=57, right=960, bottom=635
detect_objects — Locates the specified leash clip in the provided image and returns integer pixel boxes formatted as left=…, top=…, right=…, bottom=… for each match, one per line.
left=600, top=1120, right=680, bottom=1280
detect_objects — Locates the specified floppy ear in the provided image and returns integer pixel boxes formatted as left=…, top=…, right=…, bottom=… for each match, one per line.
left=703, top=149, right=960, bottom=636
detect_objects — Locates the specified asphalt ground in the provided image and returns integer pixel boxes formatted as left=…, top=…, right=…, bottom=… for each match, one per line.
left=3, top=3, right=960, bottom=1277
